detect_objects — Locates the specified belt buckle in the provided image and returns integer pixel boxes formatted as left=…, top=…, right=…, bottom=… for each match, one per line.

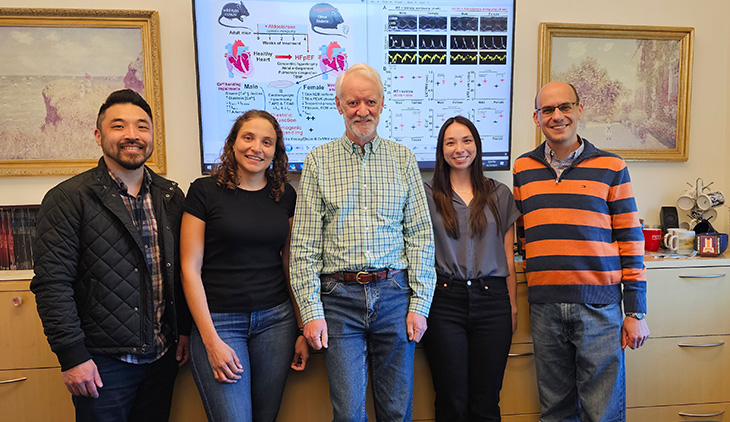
left=355, top=271, right=370, bottom=284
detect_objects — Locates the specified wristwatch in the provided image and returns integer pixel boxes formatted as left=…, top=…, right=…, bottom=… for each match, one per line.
left=625, top=312, right=646, bottom=320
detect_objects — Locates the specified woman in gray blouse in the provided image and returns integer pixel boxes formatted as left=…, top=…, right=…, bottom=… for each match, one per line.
left=422, top=116, right=521, bottom=422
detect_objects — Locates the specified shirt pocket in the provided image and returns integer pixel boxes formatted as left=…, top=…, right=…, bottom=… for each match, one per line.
left=373, top=181, right=406, bottom=222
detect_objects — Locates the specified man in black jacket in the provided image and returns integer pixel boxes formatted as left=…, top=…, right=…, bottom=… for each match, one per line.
left=31, top=89, right=191, bottom=422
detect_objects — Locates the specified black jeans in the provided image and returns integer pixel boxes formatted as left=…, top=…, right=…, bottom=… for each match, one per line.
left=423, top=275, right=513, bottom=422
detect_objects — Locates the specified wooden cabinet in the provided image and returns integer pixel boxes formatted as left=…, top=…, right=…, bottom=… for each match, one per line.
left=642, top=265, right=730, bottom=337
left=627, top=402, right=730, bottom=421
left=1, top=269, right=539, bottom=422
left=171, top=347, right=440, bottom=421
left=627, top=336, right=730, bottom=407
left=501, top=343, right=540, bottom=416
left=171, top=268, right=540, bottom=422
left=626, top=257, right=730, bottom=420
left=0, top=276, right=74, bottom=422
left=501, top=277, right=541, bottom=418
left=502, top=415, right=541, bottom=422
left=16, top=256, right=730, bottom=421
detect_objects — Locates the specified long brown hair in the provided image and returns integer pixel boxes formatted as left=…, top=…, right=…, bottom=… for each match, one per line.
left=211, top=110, right=289, bottom=201
left=432, top=116, right=501, bottom=239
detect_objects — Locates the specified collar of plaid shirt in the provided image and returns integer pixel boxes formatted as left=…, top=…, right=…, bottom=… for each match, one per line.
left=108, top=168, right=169, bottom=362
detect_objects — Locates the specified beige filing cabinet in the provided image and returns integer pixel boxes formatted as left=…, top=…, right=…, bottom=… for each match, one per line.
left=0, top=269, right=539, bottom=422
left=0, top=272, right=74, bottom=422
left=12, top=254, right=730, bottom=421
left=626, top=255, right=730, bottom=421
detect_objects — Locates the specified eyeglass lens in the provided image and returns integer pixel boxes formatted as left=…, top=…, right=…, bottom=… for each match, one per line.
left=539, top=102, right=576, bottom=116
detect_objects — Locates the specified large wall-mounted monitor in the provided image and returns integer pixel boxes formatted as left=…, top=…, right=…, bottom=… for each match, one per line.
left=193, top=0, right=516, bottom=172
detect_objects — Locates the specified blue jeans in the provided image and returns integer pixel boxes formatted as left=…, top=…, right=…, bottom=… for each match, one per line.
left=530, top=302, right=626, bottom=422
left=423, top=275, right=513, bottom=422
left=73, top=347, right=179, bottom=422
left=189, top=300, right=297, bottom=422
left=320, top=271, right=415, bottom=422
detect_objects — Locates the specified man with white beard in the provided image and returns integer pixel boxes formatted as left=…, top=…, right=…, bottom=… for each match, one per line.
left=290, top=63, right=436, bottom=422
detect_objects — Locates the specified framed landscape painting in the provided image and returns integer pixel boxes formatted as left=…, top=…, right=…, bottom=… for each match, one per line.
left=0, top=8, right=166, bottom=176
left=537, top=23, right=694, bottom=161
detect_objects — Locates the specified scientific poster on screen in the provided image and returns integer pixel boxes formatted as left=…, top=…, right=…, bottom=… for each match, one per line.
left=194, top=0, right=514, bottom=171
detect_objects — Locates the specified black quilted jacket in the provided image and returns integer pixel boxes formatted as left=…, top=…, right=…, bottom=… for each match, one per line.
left=31, top=158, right=192, bottom=371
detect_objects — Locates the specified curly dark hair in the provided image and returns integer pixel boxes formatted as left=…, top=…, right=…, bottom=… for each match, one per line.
left=211, top=110, right=289, bottom=201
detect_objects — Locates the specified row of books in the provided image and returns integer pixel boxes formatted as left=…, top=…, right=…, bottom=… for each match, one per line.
left=0, top=206, right=40, bottom=271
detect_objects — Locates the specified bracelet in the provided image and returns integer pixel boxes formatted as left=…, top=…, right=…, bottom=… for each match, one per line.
left=297, top=327, right=304, bottom=337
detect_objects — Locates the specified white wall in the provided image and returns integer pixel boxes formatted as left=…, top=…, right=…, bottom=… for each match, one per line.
left=1, top=0, right=729, bottom=232
left=497, top=0, right=730, bottom=233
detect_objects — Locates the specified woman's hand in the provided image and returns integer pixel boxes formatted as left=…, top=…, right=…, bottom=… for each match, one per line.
left=290, top=335, right=310, bottom=371
left=206, top=338, right=243, bottom=383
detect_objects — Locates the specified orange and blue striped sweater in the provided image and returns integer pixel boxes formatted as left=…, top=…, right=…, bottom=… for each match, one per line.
left=513, top=139, right=646, bottom=313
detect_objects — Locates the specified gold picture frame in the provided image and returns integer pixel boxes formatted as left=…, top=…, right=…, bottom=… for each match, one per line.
left=0, top=8, right=165, bottom=176
left=537, top=23, right=694, bottom=161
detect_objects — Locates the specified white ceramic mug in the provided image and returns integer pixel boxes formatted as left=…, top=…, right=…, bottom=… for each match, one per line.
left=664, top=229, right=695, bottom=254
left=696, top=191, right=725, bottom=210
left=663, top=228, right=690, bottom=252
left=676, top=189, right=697, bottom=211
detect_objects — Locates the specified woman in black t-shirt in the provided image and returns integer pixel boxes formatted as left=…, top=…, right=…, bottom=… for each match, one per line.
left=181, top=110, right=308, bottom=421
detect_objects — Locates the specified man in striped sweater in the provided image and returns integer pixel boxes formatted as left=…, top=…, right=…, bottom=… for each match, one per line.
left=513, top=81, right=650, bottom=422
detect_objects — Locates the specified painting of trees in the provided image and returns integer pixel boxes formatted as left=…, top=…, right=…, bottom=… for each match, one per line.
left=553, top=56, right=626, bottom=124
left=539, top=23, right=693, bottom=160
left=548, top=35, right=684, bottom=151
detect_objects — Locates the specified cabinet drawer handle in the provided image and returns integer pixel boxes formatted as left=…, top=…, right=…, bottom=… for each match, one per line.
left=678, top=274, right=726, bottom=279
left=678, top=410, right=724, bottom=417
left=508, top=352, right=534, bottom=357
left=0, top=377, right=28, bottom=385
left=678, top=342, right=725, bottom=348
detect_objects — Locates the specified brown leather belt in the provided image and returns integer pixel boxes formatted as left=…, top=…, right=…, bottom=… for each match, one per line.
left=322, top=268, right=405, bottom=284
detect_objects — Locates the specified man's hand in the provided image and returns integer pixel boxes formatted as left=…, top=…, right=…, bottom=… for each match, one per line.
left=406, top=312, right=427, bottom=343
left=63, top=359, right=103, bottom=398
left=304, top=319, right=328, bottom=350
left=176, top=335, right=190, bottom=366
left=622, top=317, right=650, bottom=350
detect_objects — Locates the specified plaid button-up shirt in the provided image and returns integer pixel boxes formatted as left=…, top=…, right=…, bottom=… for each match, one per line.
left=290, top=134, right=436, bottom=324
left=108, top=169, right=168, bottom=363
left=544, top=137, right=585, bottom=178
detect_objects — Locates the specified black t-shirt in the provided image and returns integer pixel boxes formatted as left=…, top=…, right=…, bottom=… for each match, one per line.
left=184, top=177, right=296, bottom=312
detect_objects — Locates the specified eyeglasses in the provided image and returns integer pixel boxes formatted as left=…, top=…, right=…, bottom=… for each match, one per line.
left=536, top=102, right=579, bottom=116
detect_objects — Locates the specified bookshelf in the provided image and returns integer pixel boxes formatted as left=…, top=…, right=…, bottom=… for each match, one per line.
left=0, top=206, right=40, bottom=271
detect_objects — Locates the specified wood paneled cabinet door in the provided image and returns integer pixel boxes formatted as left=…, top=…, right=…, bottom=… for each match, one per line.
left=0, top=280, right=74, bottom=422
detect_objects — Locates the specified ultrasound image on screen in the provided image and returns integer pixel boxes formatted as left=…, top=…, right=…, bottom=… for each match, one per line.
left=480, top=16, right=508, bottom=32
left=419, top=35, right=447, bottom=49
left=451, top=35, right=478, bottom=50
left=419, top=16, right=447, bottom=31
left=389, top=15, right=418, bottom=31
left=451, top=16, right=479, bottom=32
left=389, top=34, right=417, bottom=49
